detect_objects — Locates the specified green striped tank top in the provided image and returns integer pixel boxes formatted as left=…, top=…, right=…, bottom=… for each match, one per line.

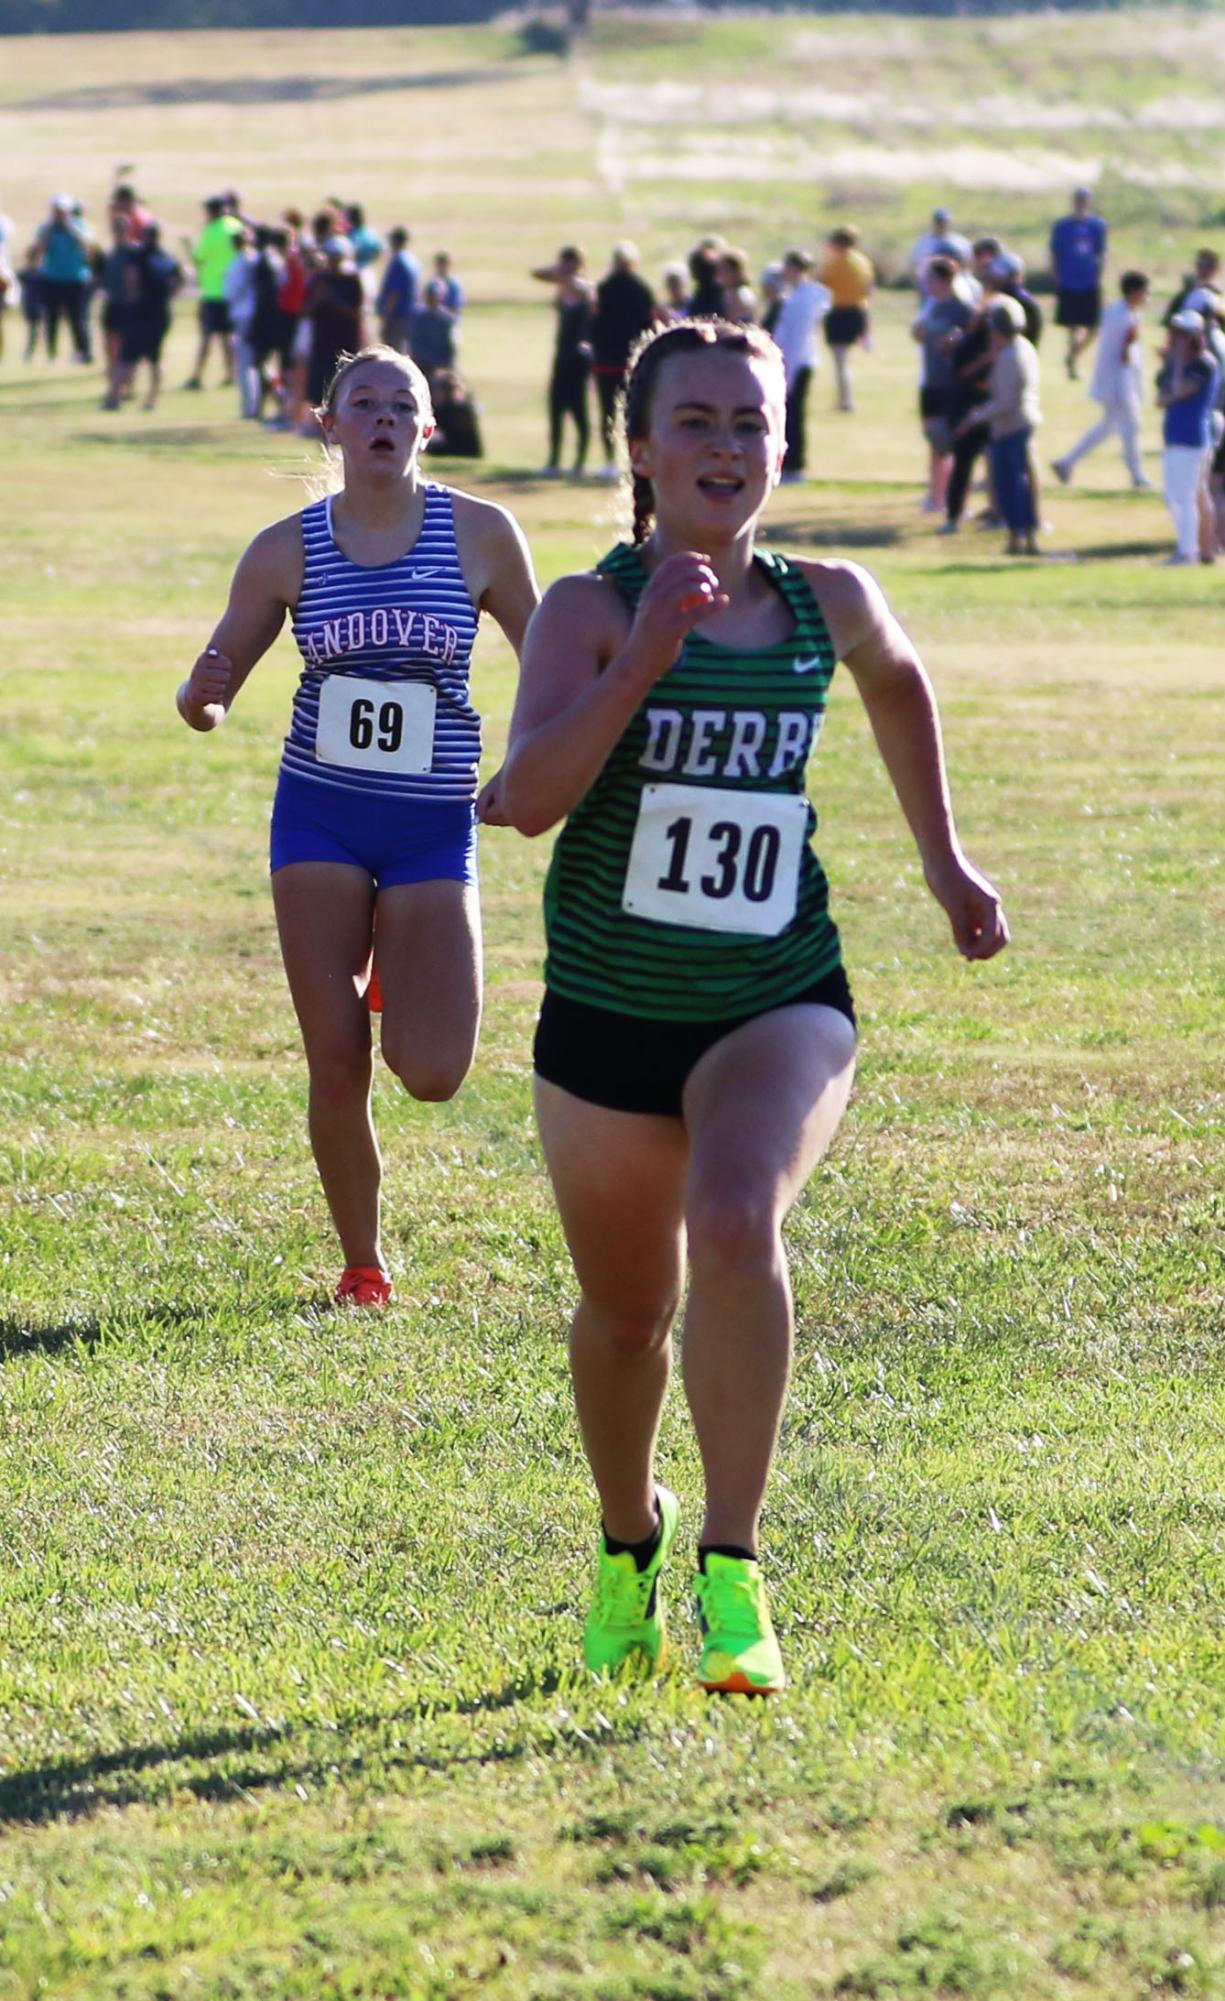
left=542, top=541, right=842, bottom=1022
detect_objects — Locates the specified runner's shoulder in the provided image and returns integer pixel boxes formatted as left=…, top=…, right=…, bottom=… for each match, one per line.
left=236, top=511, right=305, bottom=606
left=790, top=556, right=887, bottom=656
left=536, top=566, right=631, bottom=648
left=448, top=484, right=524, bottom=546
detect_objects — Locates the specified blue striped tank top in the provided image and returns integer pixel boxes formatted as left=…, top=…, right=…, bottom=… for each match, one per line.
left=283, top=485, right=481, bottom=802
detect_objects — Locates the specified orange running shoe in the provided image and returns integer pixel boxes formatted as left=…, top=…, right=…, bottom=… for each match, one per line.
left=366, top=967, right=383, bottom=1012
left=334, top=1265, right=393, bottom=1308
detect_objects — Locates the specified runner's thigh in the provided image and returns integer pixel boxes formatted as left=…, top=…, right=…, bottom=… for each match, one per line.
left=682, top=1003, right=857, bottom=1221
left=375, top=879, right=482, bottom=1084
left=534, top=1077, right=689, bottom=1314
left=272, top=860, right=375, bottom=1064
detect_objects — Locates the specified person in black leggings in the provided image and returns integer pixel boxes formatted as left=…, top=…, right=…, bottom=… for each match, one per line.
left=590, top=242, right=657, bottom=477
left=941, top=311, right=993, bottom=535
left=531, top=245, right=594, bottom=476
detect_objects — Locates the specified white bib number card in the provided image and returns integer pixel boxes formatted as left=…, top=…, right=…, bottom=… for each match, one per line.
left=622, top=783, right=807, bottom=937
left=316, top=676, right=436, bottom=775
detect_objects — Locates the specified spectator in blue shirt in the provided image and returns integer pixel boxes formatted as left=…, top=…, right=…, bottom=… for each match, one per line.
left=408, top=278, right=457, bottom=387
left=433, top=251, right=464, bottom=317
left=376, top=226, right=420, bottom=353
left=37, top=194, right=93, bottom=362
left=1050, top=186, right=1107, bottom=381
left=1157, top=310, right=1221, bottom=564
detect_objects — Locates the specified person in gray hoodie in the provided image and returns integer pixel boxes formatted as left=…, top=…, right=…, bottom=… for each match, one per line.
left=959, top=300, right=1041, bottom=555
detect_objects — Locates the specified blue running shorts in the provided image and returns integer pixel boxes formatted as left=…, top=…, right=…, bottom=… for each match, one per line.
left=269, top=768, right=479, bottom=888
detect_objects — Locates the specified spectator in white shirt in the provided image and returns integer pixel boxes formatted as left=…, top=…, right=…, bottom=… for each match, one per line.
left=1052, top=271, right=1151, bottom=490
left=223, top=228, right=260, bottom=419
left=772, top=248, right=832, bottom=482
left=911, top=206, right=973, bottom=297
left=0, top=204, right=14, bottom=359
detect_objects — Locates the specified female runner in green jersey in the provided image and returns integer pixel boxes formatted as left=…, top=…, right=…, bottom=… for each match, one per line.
left=500, top=321, right=1008, bottom=1694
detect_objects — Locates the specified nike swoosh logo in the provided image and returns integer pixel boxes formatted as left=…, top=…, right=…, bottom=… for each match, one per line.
left=793, top=654, right=824, bottom=674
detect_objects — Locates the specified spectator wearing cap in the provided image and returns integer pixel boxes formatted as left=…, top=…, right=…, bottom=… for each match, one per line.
left=819, top=224, right=874, bottom=412
left=183, top=194, right=244, bottom=388
left=1179, top=281, right=1225, bottom=379
left=911, top=206, right=972, bottom=298
left=1052, top=271, right=1151, bottom=491
left=1156, top=310, right=1221, bottom=564
left=989, top=250, right=1043, bottom=348
left=988, top=250, right=1047, bottom=525
left=1050, top=185, right=1107, bottom=381
left=37, top=193, right=93, bottom=362
left=773, top=249, right=833, bottom=481
left=590, top=240, right=657, bottom=479
left=958, top=300, right=1042, bottom=556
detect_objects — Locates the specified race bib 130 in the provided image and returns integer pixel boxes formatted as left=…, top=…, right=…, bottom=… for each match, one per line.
left=622, top=783, right=808, bottom=937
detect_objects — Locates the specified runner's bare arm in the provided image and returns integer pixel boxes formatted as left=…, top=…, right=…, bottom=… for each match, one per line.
left=177, top=516, right=302, bottom=732
left=807, top=559, right=1008, bottom=962
left=452, top=493, right=540, bottom=656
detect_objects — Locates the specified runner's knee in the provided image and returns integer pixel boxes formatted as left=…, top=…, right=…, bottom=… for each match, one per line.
left=579, top=1295, right=677, bottom=1360
left=306, top=1039, right=374, bottom=1109
left=381, top=1036, right=470, bottom=1102
left=686, top=1178, right=781, bottom=1277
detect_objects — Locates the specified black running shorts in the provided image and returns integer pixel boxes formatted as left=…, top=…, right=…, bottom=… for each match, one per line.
left=533, top=965, right=856, bottom=1119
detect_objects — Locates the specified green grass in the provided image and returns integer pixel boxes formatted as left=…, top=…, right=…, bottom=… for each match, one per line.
left=2, top=13, right=1225, bottom=1999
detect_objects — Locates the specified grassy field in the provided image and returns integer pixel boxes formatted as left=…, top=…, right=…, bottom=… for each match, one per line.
left=2, top=14, right=1224, bottom=1999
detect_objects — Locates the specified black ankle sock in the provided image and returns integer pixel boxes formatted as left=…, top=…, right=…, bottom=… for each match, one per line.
left=603, top=1502, right=662, bottom=1573
left=698, top=1544, right=757, bottom=1571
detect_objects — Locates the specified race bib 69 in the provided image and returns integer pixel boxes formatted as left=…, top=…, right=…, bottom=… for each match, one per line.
left=316, top=676, right=436, bottom=775
left=622, top=783, right=807, bottom=937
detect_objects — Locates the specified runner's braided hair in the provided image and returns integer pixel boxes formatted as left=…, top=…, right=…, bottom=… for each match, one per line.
left=622, top=319, right=786, bottom=544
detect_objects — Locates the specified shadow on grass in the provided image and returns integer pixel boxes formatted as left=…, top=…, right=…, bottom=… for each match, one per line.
left=486, top=468, right=610, bottom=490
left=0, top=1671, right=576, bottom=1826
left=770, top=517, right=903, bottom=550
left=0, top=391, right=113, bottom=419
left=937, top=541, right=1174, bottom=571
left=1073, top=539, right=1174, bottom=562
left=0, top=1315, right=102, bottom=1362
left=16, top=69, right=507, bottom=113
left=71, top=427, right=247, bottom=452
left=0, top=1304, right=214, bottom=1364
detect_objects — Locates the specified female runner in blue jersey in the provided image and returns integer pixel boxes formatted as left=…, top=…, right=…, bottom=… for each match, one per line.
left=178, top=346, right=538, bottom=1307
left=500, top=321, right=1008, bottom=1693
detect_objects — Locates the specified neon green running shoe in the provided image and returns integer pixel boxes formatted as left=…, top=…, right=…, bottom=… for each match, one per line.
left=694, top=1553, right=786, bottom=1695
left=583, top=1486, right=680, bottom=1676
